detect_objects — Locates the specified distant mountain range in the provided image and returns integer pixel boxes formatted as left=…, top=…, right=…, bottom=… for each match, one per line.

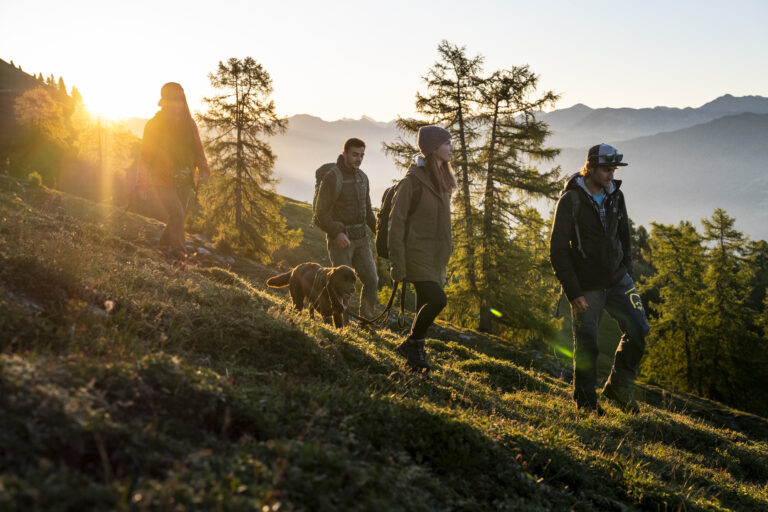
left=540, top=94, right=768, bottom=148
left=264, top=95, right=768, bottom=241
left=122, top=94, right=768, bottom=240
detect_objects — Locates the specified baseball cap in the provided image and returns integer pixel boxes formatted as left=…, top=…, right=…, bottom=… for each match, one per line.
left=587, top=143, right=628, bottom=167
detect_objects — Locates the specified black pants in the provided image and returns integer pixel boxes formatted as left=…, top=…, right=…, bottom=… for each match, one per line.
left=409, top=281, right=447, bottom=340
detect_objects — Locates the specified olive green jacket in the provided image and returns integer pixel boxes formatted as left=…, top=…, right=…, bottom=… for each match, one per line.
left=388, top=163, right=452, bottom=283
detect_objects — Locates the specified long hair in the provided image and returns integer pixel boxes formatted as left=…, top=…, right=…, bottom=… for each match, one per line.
left=579, top=160, right=595, bottom=176
left=424, top=153, right=457, bottom=194
left=159, top=82, right=197, bottom=134
left=159, top=82, right=206, bottom=169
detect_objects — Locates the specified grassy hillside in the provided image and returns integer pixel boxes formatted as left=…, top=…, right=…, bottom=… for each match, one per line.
left=1, top=175, right=767, bottom=511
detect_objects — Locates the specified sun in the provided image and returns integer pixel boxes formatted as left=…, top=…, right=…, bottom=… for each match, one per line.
left=82, top=86, right=155, bottom=122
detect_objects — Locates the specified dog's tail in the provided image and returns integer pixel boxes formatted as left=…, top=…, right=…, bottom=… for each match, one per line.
left=266, top=271, right=291, bottom=288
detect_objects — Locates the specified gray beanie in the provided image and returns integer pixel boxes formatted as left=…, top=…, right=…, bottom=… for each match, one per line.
left=417, top=125, right=451, bottom=157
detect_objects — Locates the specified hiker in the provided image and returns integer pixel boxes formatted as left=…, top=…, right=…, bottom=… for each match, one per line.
left=137, top=82, right=209, bottom=260
left=388, top=126, right=456, bottom=371
left=314, top=138, right=378, bottom=319
left=549, top=143, right=650, bottom=414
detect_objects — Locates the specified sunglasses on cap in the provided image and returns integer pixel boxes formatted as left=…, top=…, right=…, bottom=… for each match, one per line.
left=598, top=152, right=623, bottom=165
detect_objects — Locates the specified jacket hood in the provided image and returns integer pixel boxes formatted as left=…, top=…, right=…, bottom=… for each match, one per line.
left=564, top=172, right=621, bottom=195
left=407, top=159, right=442, bottom=198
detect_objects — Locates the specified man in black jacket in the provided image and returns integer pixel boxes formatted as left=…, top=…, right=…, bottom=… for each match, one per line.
left=549, top=143, right=650, bottom=414
left=315, top=138, right=378, bottom=320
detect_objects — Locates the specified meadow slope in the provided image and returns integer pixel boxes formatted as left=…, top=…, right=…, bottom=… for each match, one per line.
left=1, top=175, right=767, bottom=511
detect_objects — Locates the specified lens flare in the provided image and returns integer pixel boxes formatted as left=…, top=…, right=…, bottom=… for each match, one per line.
left=551, top=342, right=573, bottom=359
left=490, top=308, right=502, bottom=318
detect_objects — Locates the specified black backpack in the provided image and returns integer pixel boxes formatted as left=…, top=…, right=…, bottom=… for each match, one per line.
left=375, top=176, right=422, bottom=259
left=561, top=188, right=585, bottom=259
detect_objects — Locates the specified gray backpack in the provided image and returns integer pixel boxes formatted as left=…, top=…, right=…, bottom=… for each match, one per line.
left=311, top=163, right=369, bottom=228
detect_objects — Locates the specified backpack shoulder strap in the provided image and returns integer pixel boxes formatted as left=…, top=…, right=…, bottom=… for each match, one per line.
left=564, top=189, right=586, bottom=259
left=407, top=175, right=422, bottom=217
left=331, top=166, right=344, bottom=203
left=357, top=169, right=369, bottom=190
left=568, top=188, right=580, bottom=221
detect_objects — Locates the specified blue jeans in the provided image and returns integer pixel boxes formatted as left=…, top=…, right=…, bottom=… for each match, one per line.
left=571, top=273, right=650, bottom=403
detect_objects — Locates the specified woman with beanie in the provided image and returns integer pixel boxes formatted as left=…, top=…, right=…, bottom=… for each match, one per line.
left=388, top=125, right=456, bottom=371
left=137, top=82, right=210, bottom=261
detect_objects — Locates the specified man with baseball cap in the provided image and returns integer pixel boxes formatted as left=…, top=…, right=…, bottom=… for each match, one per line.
left=549, top=143, right=650, bottom=414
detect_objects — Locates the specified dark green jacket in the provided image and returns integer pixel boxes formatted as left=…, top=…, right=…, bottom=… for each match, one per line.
left=388, top=163, right=452, bottom=283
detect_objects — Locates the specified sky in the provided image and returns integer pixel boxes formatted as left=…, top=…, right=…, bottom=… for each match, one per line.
left=2, top=0, right=767, bottom=122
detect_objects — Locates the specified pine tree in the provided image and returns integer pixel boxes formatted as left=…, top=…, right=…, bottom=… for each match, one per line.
left=57, top=77, right=67, bottom=94
left=196, top=57, right=299, bottom=261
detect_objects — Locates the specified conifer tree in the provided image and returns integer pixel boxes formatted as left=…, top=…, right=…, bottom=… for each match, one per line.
left=474, top=67, right=560, bottom=331
left=70, top=87, right=83, bottom=105
left=641, top=221, right=706, bottom=392
left=196, top=57, right=299, bottom=261
left=385, top=42, right=561, bottom=335
left=384, top=41, right=484, bottom=300
left=698, top=209, right=760, bottom=406
left=12, top=87, right=69, bottom=185
left=745, top=240, right=768, bottom=313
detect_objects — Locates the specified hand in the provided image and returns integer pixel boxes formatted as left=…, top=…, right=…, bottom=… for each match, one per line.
left=335, top=233, right=351, bottom=248
left=390, top=265, right=405, bottom=282
left=570, top=296, right=588, bottom=313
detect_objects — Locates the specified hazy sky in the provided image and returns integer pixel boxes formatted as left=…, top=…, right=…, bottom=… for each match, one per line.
left=2, top=0, right=767, bottom=121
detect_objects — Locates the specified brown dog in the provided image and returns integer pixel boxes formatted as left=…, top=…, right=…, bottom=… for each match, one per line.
left=266, top=262, right=357, bottom=327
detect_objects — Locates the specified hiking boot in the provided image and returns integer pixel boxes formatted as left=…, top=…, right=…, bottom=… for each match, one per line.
left=396, top=337, right=429, bottom=370
left=575, top=399, right=605, bottom=416
left=602, top=383, right=640, bottom=414
left=415, top=338, right=431, bottom=370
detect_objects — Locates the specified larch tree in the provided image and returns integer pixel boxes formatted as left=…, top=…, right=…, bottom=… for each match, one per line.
left=698, top=209, right=761, bottom=408
left=384, top=41, right=485, bottom=303
left=474, top=66, right=561, bottom=332
left=640, top=221, right=706, bottom=393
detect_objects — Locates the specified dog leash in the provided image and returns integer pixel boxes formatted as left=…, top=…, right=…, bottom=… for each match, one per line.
left=304, top=277, right=406, bottom=330
left=343, top=280, right=404, bottom=328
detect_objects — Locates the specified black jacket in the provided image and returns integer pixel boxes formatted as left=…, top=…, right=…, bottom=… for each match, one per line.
left=315, top=155, right=376, bottom=240
left=549, top=173, right=632, bottom=300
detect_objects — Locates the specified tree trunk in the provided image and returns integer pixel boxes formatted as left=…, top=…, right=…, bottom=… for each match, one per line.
left=455, top=83, right=478, bottom=299
left=478, top=101, right=500, bottom=333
